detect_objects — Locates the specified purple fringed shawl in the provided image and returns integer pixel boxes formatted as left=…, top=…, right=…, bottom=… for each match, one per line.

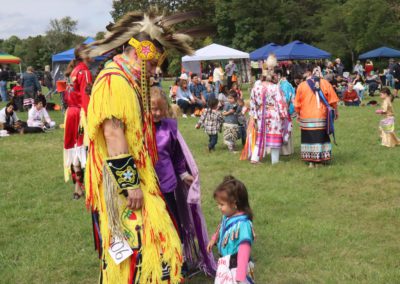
left=175, top=131, right=217, bottom=276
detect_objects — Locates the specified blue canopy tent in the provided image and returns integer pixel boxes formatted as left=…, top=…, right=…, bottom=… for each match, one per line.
left=250, top=43, right=281, bottom=61
left=358, top=46, right=400, bottom=59
left=274, top=40, right=331, bottom=60
left=52, top=37, right=106, bottom=81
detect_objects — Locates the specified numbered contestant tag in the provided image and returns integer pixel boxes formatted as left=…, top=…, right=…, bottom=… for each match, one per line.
left=108, top=236, right=133, bottom=265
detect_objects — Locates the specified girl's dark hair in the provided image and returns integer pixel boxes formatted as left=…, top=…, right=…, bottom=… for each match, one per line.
left=207, top=97, right=219, bottom=109
left=381, top=87, right=394, bottom=102
left=213, top=175, right=253, bottom=220
left=65, top=44, right=88, bottom=77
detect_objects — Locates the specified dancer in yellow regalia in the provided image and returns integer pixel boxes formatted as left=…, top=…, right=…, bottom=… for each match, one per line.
left=81, top=8, right=203, bottom=283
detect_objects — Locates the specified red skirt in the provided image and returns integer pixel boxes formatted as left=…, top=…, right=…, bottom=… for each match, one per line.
left=64, top=106, right=84, bottom=149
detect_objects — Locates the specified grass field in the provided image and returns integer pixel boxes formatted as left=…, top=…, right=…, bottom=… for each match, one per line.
left=1, top=84, right=400, bottom=284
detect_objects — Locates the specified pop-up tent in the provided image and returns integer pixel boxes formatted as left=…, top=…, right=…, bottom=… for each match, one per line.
left=0, top=52, right=22, bottom=75
left=359, top=46, right=400, bottom=59
left=52, top=37, right=106, bottom=81
left=181, top=43, right=250, bottom=82
left=274, top=40, right=331, bottom=60
left=250, top=43, right=281, bottom=61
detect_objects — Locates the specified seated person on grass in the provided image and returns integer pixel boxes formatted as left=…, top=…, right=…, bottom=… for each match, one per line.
left=0, top=103, right=26, bottom=134
left=27, top=97, right=56, bottom=130
left=342, top=83, right=360, bottom=106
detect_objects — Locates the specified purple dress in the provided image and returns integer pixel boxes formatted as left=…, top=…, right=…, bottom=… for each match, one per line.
left=155, top=118, right=186, bottom=193
left=154, top=118, right=217, bottom=276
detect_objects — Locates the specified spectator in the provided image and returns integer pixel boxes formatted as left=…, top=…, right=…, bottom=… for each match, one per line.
left=386, top=58, right=395, bottom=88
left=230, top=82, right=242, bottom=99
left=0, top=103, right=23, bottom=133
left=352, top=73, right=365, bottom=101
left=393, top=59, right=400, bottom=98
left=343, top=84, right=360, bottom=106
left=213, top=62, right=224, bottom=95
left=225, top=59, right=237, bottom=89
left=0, top=67, right=10, bottom=102
left=176, top=74, right=195, bottom=118
left=353, top=60, right=364, bottom=76
left=365, top=70, right=380, bottom=96
left=43, top=65, right=56, bottom=99
left=22, top=66, right=41, bottom=111
left=11, top=79, right=24, bottom=112
left=218, top=86, right=229, bottom=110
left=169, top=77, right=180, bottom=103
left=365, top=59, right=374, bottom=76
left=27, top=98, right=56, bottom=129
left=189, top=73, right=206, bottom=111
left=334, top=58, right=344, bottom=76
left=203, top=82, right=215, bottom=102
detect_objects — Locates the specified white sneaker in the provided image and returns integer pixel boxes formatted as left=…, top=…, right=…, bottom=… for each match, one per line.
left=191, top=114, right=196, bottom=117
left=182, top=114, right=188, bottom=118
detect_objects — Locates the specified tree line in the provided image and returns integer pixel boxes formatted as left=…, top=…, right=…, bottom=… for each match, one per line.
left=1, top=0, right=399, bottom=73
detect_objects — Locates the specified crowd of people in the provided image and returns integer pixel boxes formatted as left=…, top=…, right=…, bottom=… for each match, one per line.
left=170, top=55, right=400, bottom=169
left=2, top=8, right=400, bottom=282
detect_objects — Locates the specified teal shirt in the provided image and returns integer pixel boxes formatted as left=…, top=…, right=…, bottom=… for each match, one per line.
left=217, top=214, right=254, bottom=256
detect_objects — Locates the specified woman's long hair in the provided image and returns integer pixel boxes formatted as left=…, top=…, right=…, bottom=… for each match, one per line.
left=64, top=44, right=88, bottom=77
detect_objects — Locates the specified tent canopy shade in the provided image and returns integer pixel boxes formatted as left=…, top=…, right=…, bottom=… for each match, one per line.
left=182, top=43, right=249, bottom=62
left=358, top=46, right=400, bottom=59
left=0, top=52, right=21, bottom=64
left=52, top=37, right=106, bottom=62
left=250, top=43, right=281, bottom=61
left=274, top=40, right=331, bottom=60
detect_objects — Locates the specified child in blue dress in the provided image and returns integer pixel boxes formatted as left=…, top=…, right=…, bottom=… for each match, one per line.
left=207, top=176, right=255, bottom=284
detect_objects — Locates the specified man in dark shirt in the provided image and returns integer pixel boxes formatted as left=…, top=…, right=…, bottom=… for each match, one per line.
left=0, top=68, right=10, bottom=102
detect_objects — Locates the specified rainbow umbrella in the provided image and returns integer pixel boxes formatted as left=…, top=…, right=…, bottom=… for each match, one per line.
left=0, top=52, right=21, bottom=64
left=0, top=52, right=22, bottom=75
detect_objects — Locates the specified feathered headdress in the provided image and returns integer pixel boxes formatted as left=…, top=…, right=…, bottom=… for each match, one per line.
left=266, top=54, right=278, bottom=70
left=82, top=8, right=205, bottom=58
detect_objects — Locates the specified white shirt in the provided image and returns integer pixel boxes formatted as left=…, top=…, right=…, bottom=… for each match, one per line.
left=27, top=106, right=51, bottom=127
left=213, top=67, right=224, bottom=82
left=0, top=107, right=19, bottom=125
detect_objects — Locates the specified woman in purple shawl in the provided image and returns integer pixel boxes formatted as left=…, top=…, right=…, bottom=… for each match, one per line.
left=150, top=87, right=217, bottom=277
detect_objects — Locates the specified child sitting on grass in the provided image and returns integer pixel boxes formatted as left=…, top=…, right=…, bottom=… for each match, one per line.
left=207, top=176, right=255, bottom=284
left=195, top=97, right=224, bottom=152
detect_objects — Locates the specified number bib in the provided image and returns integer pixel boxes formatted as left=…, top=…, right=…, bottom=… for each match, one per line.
left=108, top=236, right=134, bottom=265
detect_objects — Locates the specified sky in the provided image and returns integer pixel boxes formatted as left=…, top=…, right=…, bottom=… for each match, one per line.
left=0, top=0, right=113, bottom=39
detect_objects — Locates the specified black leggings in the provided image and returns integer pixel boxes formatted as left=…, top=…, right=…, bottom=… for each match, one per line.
left=163, top=191, right=183, bottom=240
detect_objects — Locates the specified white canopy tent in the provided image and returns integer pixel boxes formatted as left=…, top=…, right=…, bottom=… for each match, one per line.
left=181, top=43, right=251, bottom=82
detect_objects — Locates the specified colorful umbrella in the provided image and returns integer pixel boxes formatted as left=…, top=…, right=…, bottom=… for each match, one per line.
left=0, top=52, right=21, bottom=64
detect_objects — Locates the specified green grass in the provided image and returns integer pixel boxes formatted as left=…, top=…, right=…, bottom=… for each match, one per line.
left=1, top=85, right=400, bottom=283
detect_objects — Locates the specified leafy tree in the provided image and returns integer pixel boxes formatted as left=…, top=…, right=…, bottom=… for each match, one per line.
left=45, top=16, right=83, bottom=54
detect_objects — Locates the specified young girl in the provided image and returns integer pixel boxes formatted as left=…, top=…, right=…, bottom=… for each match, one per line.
left=151, top=87, right=217, bottom=276
left=223, top=91, right=240, bottom=152
left=375, top=87, right=400, bottom=147
left=196, top=97, right=224, bottom=151
left=207, top=176, right=255, bottom=284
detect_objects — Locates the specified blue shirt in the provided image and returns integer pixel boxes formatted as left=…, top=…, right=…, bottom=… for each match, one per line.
left=223, top=102, right=239, bottom=124
left=189, top=82, right=205, bottom=99
left=217, top=214, right=254, bottom=256
left=176, top=87, right=192, bottom=102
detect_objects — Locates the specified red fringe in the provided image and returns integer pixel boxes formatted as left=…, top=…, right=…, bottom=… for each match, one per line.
left=128, top=251, right=138, bottom=284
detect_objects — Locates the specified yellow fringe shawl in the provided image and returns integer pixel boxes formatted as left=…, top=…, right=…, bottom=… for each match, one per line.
left=85, top=62, right=182, bottom=283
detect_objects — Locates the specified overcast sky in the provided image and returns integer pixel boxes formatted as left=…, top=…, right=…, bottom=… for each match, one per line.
left=0, top=0, right=113, bottom=39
